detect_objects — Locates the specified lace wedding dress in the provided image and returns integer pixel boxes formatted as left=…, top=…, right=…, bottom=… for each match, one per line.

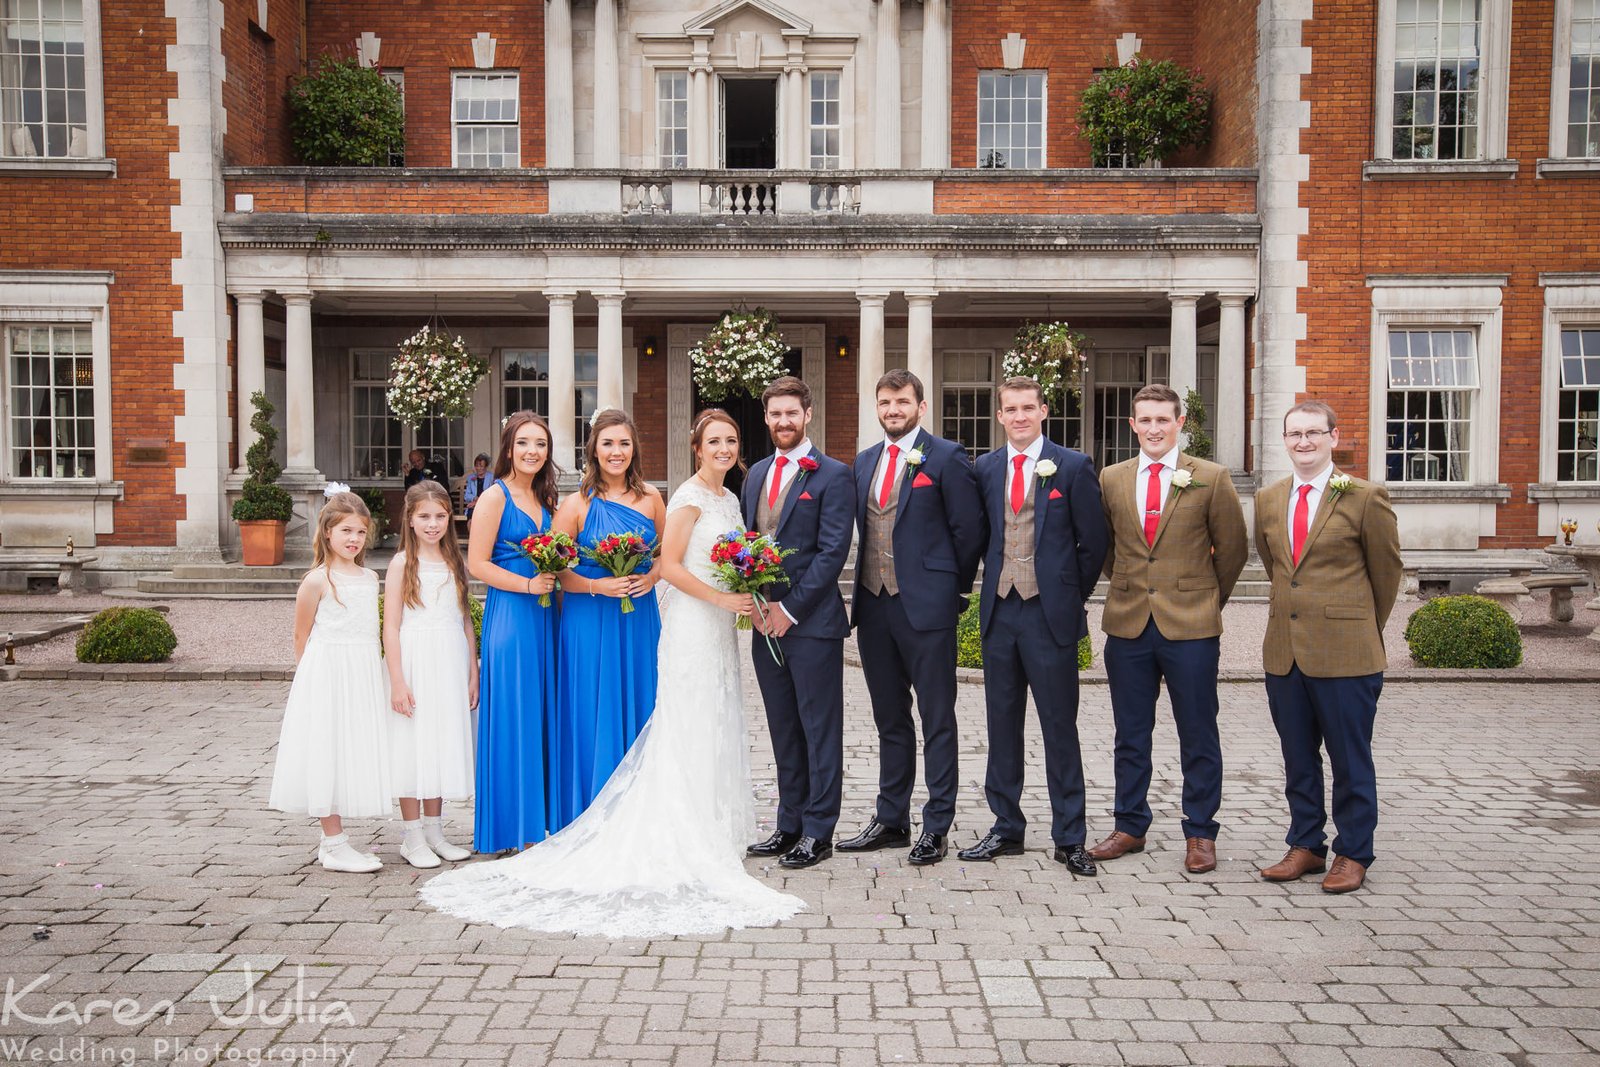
left=420, top=478, right=805, bottom=938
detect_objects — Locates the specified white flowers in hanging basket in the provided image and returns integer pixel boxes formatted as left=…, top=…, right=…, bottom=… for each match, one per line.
left=1002, top=321, right=1091, bottom=406
left=689, top=307, right=791, bottom=403
left=387, top=326, right=490, bottom=428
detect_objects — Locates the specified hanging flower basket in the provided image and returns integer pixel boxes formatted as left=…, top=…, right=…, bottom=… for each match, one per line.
left=689, top=307, right=791, bottom=402
left=1002, top=322, right=1091, bottom=405
left=387, top=326, right=489, bottom=428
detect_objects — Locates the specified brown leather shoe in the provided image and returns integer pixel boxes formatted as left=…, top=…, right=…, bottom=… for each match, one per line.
left=1086, top=831, right=1146, bottom=861
left=1259, top=846, right=1326, bottom=882
left=1320, top=856, right=1367, bottom=894
left=1183, top=837, right=1217, bottom=874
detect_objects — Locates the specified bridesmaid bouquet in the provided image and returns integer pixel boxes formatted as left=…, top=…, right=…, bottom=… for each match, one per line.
left=710, top=530, right=793, bottom=632
left=507, top=531, right=579, bottom=607
left=582, top=532, right=657, bottom=614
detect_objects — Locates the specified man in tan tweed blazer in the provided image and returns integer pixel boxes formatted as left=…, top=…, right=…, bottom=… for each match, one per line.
left=1090, top=385, right=1247, bottom=875
left=1254, top=400, right=1402, bottom=894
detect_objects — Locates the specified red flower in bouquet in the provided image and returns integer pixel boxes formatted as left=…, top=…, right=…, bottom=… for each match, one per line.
left=710, top=529, right=794, bottom=632
left=582, top=531, right=657, bottom=614
left=506, top=530, right=579, bottom=607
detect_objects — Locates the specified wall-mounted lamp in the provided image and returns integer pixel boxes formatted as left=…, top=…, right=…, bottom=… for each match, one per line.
left=835, top=335, right=849, bottom=359
left=643, top=336, right=657, bottom=358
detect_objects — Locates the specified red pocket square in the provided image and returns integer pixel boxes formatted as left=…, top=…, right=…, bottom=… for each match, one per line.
left=1049, top=488, right=1064, bottom=500
left=912, top=472, right=935, bottom=488
left=799, top=491, right=813, bottom=500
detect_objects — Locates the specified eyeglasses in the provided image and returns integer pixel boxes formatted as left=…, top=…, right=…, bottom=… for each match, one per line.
left=1282, top=429, right=1333, bottom=443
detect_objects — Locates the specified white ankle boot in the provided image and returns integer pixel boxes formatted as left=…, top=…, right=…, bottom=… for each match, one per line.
left=422, top=816, right=472, bottom=861
left=319, top=833, right=381, bottom=873
left=400, top=822, right=441, bottom=869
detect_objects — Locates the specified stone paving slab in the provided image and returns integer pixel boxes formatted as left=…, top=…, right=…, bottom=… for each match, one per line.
left=1, top=676, right=1598, bottom=1066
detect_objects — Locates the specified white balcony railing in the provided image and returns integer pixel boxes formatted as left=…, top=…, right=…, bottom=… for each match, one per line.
left=553, top=170, right=889, bottom=217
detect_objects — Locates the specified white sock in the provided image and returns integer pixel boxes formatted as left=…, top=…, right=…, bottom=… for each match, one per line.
left=320, top=831, right=348, bottom=849
left=401, top=819, right=425, bottom=847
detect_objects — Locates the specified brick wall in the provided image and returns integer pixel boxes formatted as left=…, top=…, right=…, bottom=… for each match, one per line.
left=221, top=0, right=302, bottom=166
left=226, top=174, right=549, bottom=213
left=933, top=175, right=1256, bottom=214
left=1189, top=0, right=1258, bottom=167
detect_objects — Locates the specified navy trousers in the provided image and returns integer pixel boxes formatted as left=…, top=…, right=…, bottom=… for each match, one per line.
left=980, top=593, right=1086, bottom=847
left=856, top=589, right=960, bottom=835
left=1264, top=664, right=1383, bottom=867
left=1103, top=619, right=1223, bottom=840
left=752, top=633, right=844, bottom=842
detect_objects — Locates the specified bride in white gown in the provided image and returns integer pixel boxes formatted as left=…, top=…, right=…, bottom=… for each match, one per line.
left=420, top=409, right=806, bottom=938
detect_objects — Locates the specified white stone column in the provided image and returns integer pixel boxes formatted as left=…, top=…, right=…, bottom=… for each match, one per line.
left=874, top=0, right=901, bottom=168
left=233, top=292, right=266, bottom=473
left=595, top=290, right=625, bottom=411
left=783, top=63, right=806, bottom=169
left=592, top=0, right=619, bottom=167
left=545, top=0, right=574, bottom=168
left=906, top=290, right=935, bottom=392
left=690, top=34, right=713, bottom=168
left=1168, top=292, right=1201, bottom=401
left=546, top=290, right=578, bottom=472
left=282, top=291, right=317, bottom=475
left=857, top=292, right=889, bottom=450
left=1216, top=294, right=1249, bottom=470
left=920, top=0, right=949, bottom=168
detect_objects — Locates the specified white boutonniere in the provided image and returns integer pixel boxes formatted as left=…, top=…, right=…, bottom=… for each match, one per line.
left=1170, top=468, right=1206, bottom=493
left=1035, top=459, right=1058, bottom=481
left=904, top=447, right=926, bottom=468
left=1328, top=473, right=1355, bottom=499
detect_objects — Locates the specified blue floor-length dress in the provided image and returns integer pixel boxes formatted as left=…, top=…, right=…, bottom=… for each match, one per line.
left=551, top=495, right=663, bottom=830
left=474, top=482, right=559, bottom=853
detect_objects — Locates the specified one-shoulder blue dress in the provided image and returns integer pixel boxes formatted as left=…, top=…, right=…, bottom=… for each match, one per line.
left=550, top=495, right=663, bottom=830
left=473, top=481, right=559, bottom=852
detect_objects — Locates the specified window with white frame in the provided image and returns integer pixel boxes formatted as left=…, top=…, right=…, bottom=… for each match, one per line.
left=1, top=0, right=89, bottom=159
left=1094, top=349, right=1154, bottom=469
left=1565, top=0, right=1600, bottom=157
left=977, top=71, right=1044, bottom=169
left=6, top=322, right=94, bottom=478
left=809, top=71, right=841, bottom=169
left=503, top=348, right=548, bottom=417
left=941, top=350, right=996, bottom=458
left=381, top=69, right=405, bottom=167
left=573, top=349, right=597, bottom=470
left=452, top=72, right=519, bottom=168
left=1557, top=326, right=1600, bottom=482
left=657, top=71, right=688, bottom=168
left=350, top=349, right=465, bottom=479
left=1392, top=0, right=1482, bottom=160
left=1384, top=328, right=1478, bottom=482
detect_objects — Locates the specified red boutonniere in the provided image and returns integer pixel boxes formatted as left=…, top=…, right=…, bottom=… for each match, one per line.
left=796, top=456, right=820, bottom=473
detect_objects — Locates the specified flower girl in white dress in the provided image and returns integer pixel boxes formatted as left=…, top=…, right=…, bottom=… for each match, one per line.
left=269, top=489, right=393, bottom=873
left=383, top=481, right=478, bottom=869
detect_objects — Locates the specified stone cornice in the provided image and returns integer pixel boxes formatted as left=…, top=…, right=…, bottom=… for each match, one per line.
left=221, top=165, right=1259, bottom=184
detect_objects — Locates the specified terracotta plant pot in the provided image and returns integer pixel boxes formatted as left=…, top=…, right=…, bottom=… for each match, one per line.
left=238, top=519, right=286, bottom=566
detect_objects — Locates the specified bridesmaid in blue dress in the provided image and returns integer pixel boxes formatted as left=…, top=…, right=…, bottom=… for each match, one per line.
left=549, top=408, right=667, bottom=830
left=466, top=411, right=563, bottom=852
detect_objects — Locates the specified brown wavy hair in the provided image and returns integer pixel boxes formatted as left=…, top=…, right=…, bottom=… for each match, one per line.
left=690, top=408, right=745, bottom=473
left=397, top=481, right=472, bottom=620
left=312, top=490, right=373, bottom=605
left=579, top=408, right=649, bottom=501
left=493, top=410, right=560, bottom=514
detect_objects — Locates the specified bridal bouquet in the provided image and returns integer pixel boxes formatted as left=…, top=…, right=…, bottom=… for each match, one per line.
left=582, top=532, right=657, bottom=614
left=506, top=531, right=579, bottom=607
left=710, top=530, right=793, bottom=632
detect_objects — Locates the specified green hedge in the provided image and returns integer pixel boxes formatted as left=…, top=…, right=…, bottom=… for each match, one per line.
left=956, top=595, right=1093, bottom=671
left=1403, top=594, right=1522, bottom=669
left=75, top=608, right=177, bottom=664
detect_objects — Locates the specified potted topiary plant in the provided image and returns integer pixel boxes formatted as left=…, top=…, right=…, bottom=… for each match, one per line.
left=289, top=53, right=405, bottom=167
left=232, top=391, right=295, bottom=566
left=1077, top=56, right=1211, bottom=168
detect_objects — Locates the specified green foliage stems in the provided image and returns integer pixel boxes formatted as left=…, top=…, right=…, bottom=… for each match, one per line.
left=1183, top=388, right=1213, bottom=460
left=1078, top=56, right=1212, bottom=167
left=76, top=608, right=178, bottom=664
left=289, top=53, right=405, bottom=167
left=231, top=391, right=294, bottom=522
left=1403, top=595, right=1523, bottom=669
left=956, top=596, right=1092, bottom=671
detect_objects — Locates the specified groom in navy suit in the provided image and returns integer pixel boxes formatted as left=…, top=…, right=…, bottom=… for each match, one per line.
left=741, top=376, right=856, bottom=869
left=839, top=369, right=985, bottom=866
left=959, top=376, right=1109, bottom=876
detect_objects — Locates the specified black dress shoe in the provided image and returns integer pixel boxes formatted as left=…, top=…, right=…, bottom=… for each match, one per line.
left=747, top=830, right=801, bottom=857
left=1052, top=844, right=1097, bottom=877
left=778, top=836, right=832, bottom=869
left=837, top=819, right=911, bottom=852
left=956, top=832, right=1025, bottom=862
left=907, top=832, right=947, bottom=866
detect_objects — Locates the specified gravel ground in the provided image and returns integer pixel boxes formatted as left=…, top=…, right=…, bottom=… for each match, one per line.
left=5, top=587, right=1596, bottom=672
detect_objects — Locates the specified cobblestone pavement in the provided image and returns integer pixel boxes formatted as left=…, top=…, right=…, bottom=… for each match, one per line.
left=2, top=673, right=1599, bottom=1067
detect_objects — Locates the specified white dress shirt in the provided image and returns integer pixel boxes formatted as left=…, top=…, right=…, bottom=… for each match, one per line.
left=1004, top=434, right=1046, bottom=499
left=1134, top=444, right=1184, bottom=514
left=1287, top=463, right=1335, bottom=537
left=873, top=429, right=923, bottom=504
left=763, top=437, right=814, bottom=504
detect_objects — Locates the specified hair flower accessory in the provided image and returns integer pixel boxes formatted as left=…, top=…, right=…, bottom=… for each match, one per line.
left=323, top=481, right=351, bottom=499
left=904, top=448, right=926, bottom=468
left=589, top=407, right=615, bottom=428
left=1035, top=459, right=1058, bottom=480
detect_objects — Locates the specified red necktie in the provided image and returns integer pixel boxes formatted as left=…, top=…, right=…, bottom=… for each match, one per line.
left=767, top=455, right=788, bottom=510
left=879, top=444, right=900, bottom=508
left=1010, top=454, right=1026, bottom=515
left=1143, top=462, right=1164, bottom=547
left=1291, top=483, right=1312, bottom=565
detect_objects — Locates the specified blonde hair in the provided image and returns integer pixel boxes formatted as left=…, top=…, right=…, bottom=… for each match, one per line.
left=312, top=491, right=373, bottom=604
left=397, top=481, right=472, bottom=619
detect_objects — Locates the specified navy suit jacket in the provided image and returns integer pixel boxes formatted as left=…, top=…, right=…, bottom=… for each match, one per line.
left=976, top=438, right=1109, bottom=645
left=851, top=428, right=987, bottom=631
left=741, top=445, right=855, bottom=640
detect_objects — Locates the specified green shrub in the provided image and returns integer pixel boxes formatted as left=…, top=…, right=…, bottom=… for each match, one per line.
left=377, top=593, right=484, bottom=655
left=1183, top=388, right=1213, bottom=460
left=356, top=487, right=389, bottom=540
left=956, top=596, right=1092, bottom=671
left=1403, top=594, right=1522, bottom=669
left=231, top=391, right=293, bottom=522
left=289, top=54, right=405, bottom=167
left=1077, top=56, right=1211, bottom=167
left=76, top=608, right=177, bottom=664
